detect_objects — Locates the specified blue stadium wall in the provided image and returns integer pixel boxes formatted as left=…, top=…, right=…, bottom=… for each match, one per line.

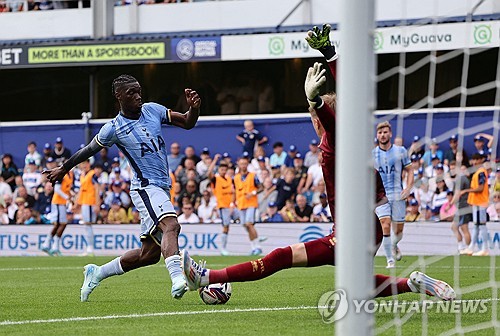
left=0, top=110, right=498, bottom=166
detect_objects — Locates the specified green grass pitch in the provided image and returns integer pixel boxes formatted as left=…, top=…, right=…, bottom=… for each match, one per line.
left=1, top=255, right=499, bottom=335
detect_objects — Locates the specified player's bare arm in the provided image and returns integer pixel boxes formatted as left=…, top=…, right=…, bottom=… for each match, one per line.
left=401, top=165, right=415, bottom=199
left=169, top=88, right=201, bottom=130
left=43, top=138, right=102, bottom=184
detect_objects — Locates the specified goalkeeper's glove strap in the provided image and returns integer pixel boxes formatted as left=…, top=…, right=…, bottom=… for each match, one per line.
left=307, top=96, right=324, bottom=109
left=321, top=46, right=337, bottom=63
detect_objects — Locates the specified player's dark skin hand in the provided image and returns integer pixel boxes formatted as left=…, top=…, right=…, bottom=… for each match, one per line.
left=185, top=88, right=201, bottom=109
left=43, top=166, right=66, bottom=184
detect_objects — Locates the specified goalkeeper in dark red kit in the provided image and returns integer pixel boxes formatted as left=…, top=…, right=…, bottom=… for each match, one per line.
left=182, top=24, right=455, bottom=301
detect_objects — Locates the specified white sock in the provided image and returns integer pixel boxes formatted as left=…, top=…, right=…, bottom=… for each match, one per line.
left=468, top=225, right=479, bottom=250
left=458, top=240, right=465, bottom=250
left=165, top=255, right=183, bottom=281
left=221, top=233, right=228, bottom=249
left=200, top=270, right=210, bottom=287
left=85, top=225, right=94, bottom=253
left=479, top=225, right=489, bottom=251
left=251, top=238, right=260, bottom=250
left=42, top=234, right=53, bottom=249
left=98, top=257, right=124, bottom=281
left=52, top=236, right=61, bottom=250
left=382, top=236, right=393, bottom=262
left=407, top=279, right=417, bottom=293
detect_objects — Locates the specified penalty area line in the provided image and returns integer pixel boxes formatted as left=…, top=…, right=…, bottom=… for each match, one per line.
left=0, top=306, right=319, bottom=326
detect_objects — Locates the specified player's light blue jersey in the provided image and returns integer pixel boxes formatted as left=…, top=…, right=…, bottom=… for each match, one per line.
left=372, top=145, right=411, bottom=201
left=96, top=102, right=172, bottom=190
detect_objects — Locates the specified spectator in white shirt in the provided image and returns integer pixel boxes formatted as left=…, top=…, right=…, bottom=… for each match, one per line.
left=24, top=141, right=42, bottom=171
left=304, top=139, right=320, bottom=168
left=269, top=142, right=287, bottom=167
left=0, top=176, right=12, bottom=199
left=197, top=190, right=218, bottom=223
left=196, top=147, right=212, bottom=178
left=22, top=160, right=42, bottom=196
left=178, top=203, right=200, bottom=224
left=313, top=193, right=332, bottom=222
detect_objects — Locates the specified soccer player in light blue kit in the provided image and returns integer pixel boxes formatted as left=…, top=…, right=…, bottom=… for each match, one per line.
left=44, top=74, right=201, bottom=301
left=372, top=121, right=414, bottom=268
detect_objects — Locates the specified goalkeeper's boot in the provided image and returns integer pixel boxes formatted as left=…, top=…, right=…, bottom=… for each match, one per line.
left=81, top=264, right=101, bottom=302
left=171, top=276, right=188, bottom=300
left=409, top=271, right=456, bottom=301
left=181, top=249, right=207, bottom=291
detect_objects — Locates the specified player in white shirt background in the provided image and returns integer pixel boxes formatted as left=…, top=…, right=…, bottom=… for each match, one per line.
left=373, top=121, right=414, bottom=268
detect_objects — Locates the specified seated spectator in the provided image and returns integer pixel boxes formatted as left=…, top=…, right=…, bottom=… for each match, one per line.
left=250, top=146, right=269, bottom=171
left=394, top=136, right=404, bottom=147
left=178, top=181, right=202, bottom=209
left=258, top=177, right=278, bottom=218
left=50, top=137, right=71, bottom=164
left=294, top=194, right=313, bottom=222
left=252, top=156, right=272, bottom=183
left=262, top=202, right=284, bottom=222
left=236, top=120, right=268, bottom=157
left=24, top=141, right=42, bottom=171
left=303, top=154, right=324, bottom=195
left=108, top=166, right=129, bottom=185
left=444, top=135, right=469, bottom=167
left=0, top=204, right=9, bottom=224
left=104, top=181, right=131, bottom=208
left=197, top=190, right=217, bottom=223
left=13, top=197, right=27, bottom=224
left=34, top=182, right=53, bottom=216
left=284, top=145, right=299, bottom=167
left=178, top=203, right=200, bottom=224
left=128, top=207, right=140, bottom=224
left=41, top=143, right=53, bottom=168
left=473, top=133, right=494, bottom=155
left=0, top=176, right=12, bottom=199
left=425, top=155, right=448, bottom=178
left=439, top=191, right=457, bottom=222
left=280, top=199, right=298, bottom=222
left=304, top=139, right=320, bottom=168
left=487, top=192, right=500, bottom=222
left=292, top=153, right=307, bottom=193
left=312, top=193, right=332, bottom=222
left=196, top=147, right=213, bottom=178
left=3, top=194, right=16, bottom=222
left=1, top=154, right=19, bottom=191
left=310, top=179, right=327, bottom=206
left=405, top=199, right=421, bottom=222
left=176, top=158, right=201, bottom=187
left=421, top=138, right=444, bottom=167
left=168, top=142, right=185, bottom=172
left=97, top=204, right=109, bottom=224
left=269, top=142, right=287, bottom=167
left=94, top=147, right=112, bottom=173
left=179, top=145, right=201, bottom=167
left=428, top=163, right=453, bottom=191
left=430, top=176, right=449, bottom=220
left=274, top=168, right=298, bottom=210
left=23, top=160, right=42, bottom=196
left=15, top=186, right=35, bottom=208
left=107, top=199, right=129, bottom=224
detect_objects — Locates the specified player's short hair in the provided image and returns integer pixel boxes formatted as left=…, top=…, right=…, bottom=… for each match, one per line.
left=376, top=121, right=392, bottom=131
left=112, top=74, right=138, bottom=95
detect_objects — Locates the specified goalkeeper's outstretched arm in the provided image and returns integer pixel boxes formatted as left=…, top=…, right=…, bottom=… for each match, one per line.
left=305, top=23, right=337, bottom=80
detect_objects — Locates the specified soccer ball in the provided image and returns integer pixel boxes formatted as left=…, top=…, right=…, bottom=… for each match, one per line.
left=198, top=283, right=232, bottom=305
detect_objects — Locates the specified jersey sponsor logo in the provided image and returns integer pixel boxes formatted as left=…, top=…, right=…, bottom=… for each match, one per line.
left=140, top=135, right=166, bottom=157
left=378, top=165, right=396, bottom=175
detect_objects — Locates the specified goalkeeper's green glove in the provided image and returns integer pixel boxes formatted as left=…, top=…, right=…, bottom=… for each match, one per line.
left=305, top=23, right=337, bottom=62
left=304, top=62, right=326, bottom=109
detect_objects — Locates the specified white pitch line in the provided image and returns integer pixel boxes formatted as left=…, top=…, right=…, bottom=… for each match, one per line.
left=2, top=299, right=500, bottom=327
left=0, top=306, right=318, bottom=326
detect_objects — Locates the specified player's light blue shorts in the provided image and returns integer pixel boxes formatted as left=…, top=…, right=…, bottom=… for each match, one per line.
left=219, top=208, right=232, bottom=227
left=389, top=200, right=406, bottom=223
left=375, top=202, right=391, bottom=220
left=472, top=205, right=487, bottom=224
left=130, top=185, right=177, bottom=246
left=81, top=204, right=96, bottom=223
left=51, top=204, right=67, bottom=224
left=239, top=207, right=256, bottom=224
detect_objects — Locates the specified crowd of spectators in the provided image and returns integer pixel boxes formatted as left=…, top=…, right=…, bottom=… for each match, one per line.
left=1, top=123, right=499, bottom=226
left=394, top=133, right=500, bottom=223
